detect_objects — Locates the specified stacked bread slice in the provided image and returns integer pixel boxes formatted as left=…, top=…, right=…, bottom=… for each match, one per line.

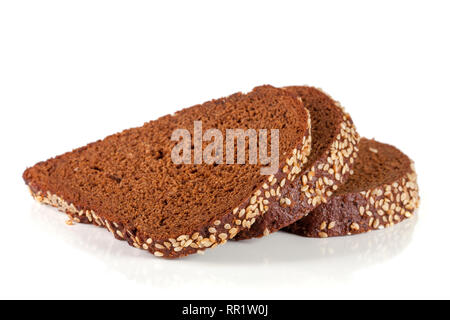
left=284, top=138, right=420, bottom=238
left=23, top=85, right=312, bottom=258
left=235, top=86, right=360, bottom=240
left=23, top=85, right=420, bottom=258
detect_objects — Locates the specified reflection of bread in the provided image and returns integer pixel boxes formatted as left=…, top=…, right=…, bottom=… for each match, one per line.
left=285, top=138, right=420, bottom=237
left=23, top=85, right=312, bottom=258
left=29, top=202, right=417, bottom=286
left=237, top=86, right=359, bottom=239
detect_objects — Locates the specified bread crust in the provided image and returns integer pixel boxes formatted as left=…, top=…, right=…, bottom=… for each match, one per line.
left=24, top=86, right=312, bottom=258
left=235, top=87, right=360, bottom=240
left=285, top=139, right=420, bottom=238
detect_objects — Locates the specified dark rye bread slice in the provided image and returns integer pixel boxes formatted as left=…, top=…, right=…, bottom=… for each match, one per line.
left=285, top=138, right=420, bottom=238
left=23, top=85, right=312, bottom=258
left=235, top=86, right=360, bottom=240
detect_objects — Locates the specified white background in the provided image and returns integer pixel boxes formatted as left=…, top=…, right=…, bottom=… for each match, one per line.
left=0, top=1, right=449, bottom=299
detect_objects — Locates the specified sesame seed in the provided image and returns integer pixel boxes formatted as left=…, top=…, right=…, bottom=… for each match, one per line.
left=373, top=219, right=380, bottom=228
left=184, top=239, right=193, bottom=247
left=208, top=227, right=217, bottom=234
left=401, top=192, right=408, bottom=202
left=312, top=197, right=319, bottom=206
left=154, top=251, right=164, bottom=257
left=350, top=222, right=360, bottom=231
left=191, top=232, right=199, bottom=240
left=302, top=175, right=308, bottom=185
left=201, top=239, right=213, bottom=247
left=218, top=233, right=228, bottom=240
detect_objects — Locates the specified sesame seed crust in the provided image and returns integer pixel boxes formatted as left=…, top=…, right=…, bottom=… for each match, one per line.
left=24, top=87, right=313, bottom=259
left=285, top=138, right=420, bottom=238
left=235, top=86, right=360, bottom=240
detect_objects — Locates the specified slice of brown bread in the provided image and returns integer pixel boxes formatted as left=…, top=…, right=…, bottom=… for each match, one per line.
left=235, top=86, right=360, bottom=240
left=284, top=138, right=420, bottom=238
left=23, top=85, right=312, bottom=258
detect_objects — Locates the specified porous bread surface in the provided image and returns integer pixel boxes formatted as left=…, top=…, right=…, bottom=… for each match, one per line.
left=284, top=138, right=420, bottom=238
left=235, top=86, right=360, bottom=240
left=24, top=85, right=312, bottom=258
